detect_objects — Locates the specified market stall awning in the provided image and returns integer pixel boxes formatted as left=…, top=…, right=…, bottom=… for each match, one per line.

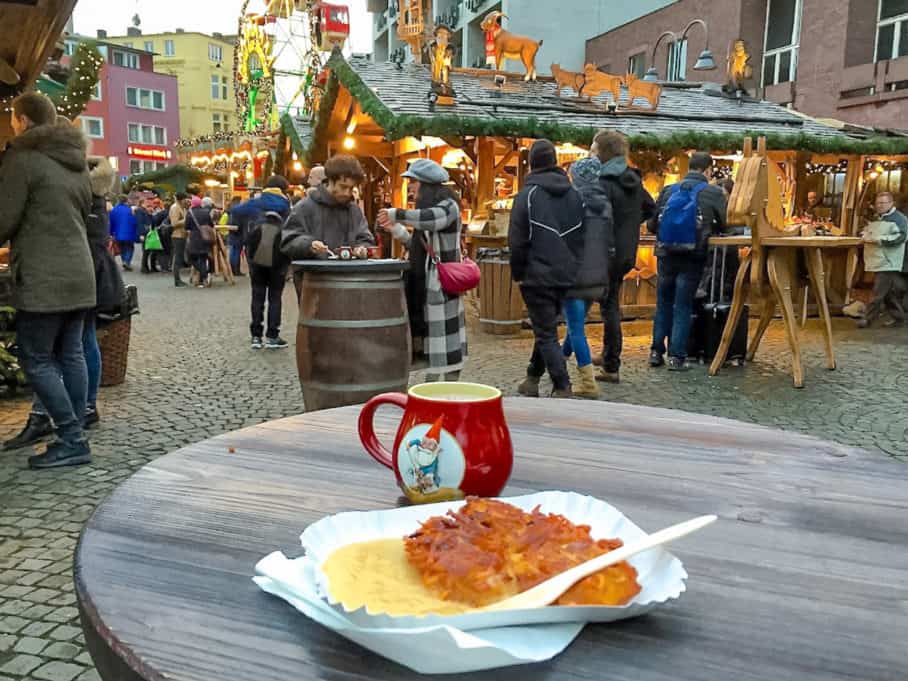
left=287, top=52, right=908, bottom=160
left=281, top=115, right=315, bottom=164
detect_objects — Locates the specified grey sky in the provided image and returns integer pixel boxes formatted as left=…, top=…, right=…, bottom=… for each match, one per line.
left=72, top=0, right=372, bottom=51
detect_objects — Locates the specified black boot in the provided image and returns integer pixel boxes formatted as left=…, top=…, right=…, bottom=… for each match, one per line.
left=2, top=413, right=54, bottom=451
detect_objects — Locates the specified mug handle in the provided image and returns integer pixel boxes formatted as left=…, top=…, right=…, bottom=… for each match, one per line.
left=358, top=392, right=409, bottom=469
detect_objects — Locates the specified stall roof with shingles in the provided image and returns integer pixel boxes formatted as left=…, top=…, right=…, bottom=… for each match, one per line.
left=284, top=52, right=908, bottom=159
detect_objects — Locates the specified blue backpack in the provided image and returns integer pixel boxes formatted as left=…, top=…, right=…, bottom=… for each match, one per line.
left=657, top=182, right=708, bottom=254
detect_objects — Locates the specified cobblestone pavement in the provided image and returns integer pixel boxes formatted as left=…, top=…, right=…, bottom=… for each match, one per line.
left=0, top=270, right=905, bottom=679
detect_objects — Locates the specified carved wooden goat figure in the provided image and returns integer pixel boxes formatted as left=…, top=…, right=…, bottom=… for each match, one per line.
left=582, top=65, right=622, bottom=105
left=480, top=11, right=543, bottom=81
left=550, top=63, right=584, bottom=96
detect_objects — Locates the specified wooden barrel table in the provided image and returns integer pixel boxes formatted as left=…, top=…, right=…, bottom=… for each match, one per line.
left=294, top=259, right=410, bottom=412
left=478, top=256, right=525, bottom=335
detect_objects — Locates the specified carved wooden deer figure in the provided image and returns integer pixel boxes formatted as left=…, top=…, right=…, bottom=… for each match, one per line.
left=480, top=11, right=543, bottom=81
left=623, top=72, right=662, bottom=111
left=582, top=64, right=622, bottom=105
left=550, top=63, right=584, bottom=96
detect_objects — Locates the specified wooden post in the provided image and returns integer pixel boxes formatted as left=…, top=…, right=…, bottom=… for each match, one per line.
left=390, top=141, right=408, bottom=259
left=517, top=145, right=529, bottom=190
left=476, top=137, right=496, bottom=215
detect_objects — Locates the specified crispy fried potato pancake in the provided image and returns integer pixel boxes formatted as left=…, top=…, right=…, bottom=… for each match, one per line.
left=404, top=498, right=641, bottom=607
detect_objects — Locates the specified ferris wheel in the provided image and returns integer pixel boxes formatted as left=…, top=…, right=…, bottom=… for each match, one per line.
left=235, top=0, right=350, bottom=133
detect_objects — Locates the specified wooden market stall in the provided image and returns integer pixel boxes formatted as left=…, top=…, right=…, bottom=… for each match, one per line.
left=279, top=51, right=908, bottom=324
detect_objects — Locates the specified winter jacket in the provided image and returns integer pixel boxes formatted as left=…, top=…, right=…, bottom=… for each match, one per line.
left=863, top=217, right=907, bottom=272
left=169, top=202, right=187, bottom=240
left=281, top=185, right=374, bottom=260
left=135, top=209, right=154, bottom=241
left=0, top=120, right=95, bottom=313
left=649, top=171, right=727, bottom=260
left=600, top=161, right=656, bottom=278
left=109, top=203, right=138, bottom=243
left=509, top=167, right=586, bottom=289
left=84, top=158, right=124, bottom=310
left=239, top=189, right=292, bottom=271
left=568, top=203, right=613, bottom=301
left=186, top=206, right=215, bottom=256
left=878, top=208, right=908, bottom=273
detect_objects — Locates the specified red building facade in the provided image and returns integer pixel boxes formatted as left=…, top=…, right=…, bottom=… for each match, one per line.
left=585, top=0, right=908, bottom=130
left=67, top=38, right=180, bottom=180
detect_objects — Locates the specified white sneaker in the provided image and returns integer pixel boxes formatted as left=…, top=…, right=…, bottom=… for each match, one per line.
left=251, top=337, right=263, bottom=350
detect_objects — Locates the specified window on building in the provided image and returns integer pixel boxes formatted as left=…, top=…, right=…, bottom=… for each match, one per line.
left=81, top=117, right=104, bottom=139
left=628, top=52, right=646, bottom=79
left=114, top=50, right=140, bottom=69
left=126, top=87, right=165, bottom=111
left=164, top=40, right=175, bottom=56
left=209, top=43, right=224, bottom=62
left=144, top=40, right=154, bottom=52
left=222, top=76, right=229, bottom=100
left=91, top=81, right=102, bottom=101
left=211, top=74, right=220, bottom=99
left=64, top=41, right=76, bottom=56
left=666, top=39, right=687, bottom=81
left=128, top=124, right=166, bottom=146
left=876, top=0, right=908, bottom=61
left=763, top=0, right=802, bottom=86
left=123, top=42, right=133, bottom=49
left=213, top=112, right=222, bottom=132
left=130, top=160, right=142, bottom=176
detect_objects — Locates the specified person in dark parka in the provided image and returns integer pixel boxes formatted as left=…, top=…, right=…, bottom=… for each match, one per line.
left=0, top=93, right=95, bottom=468
left=509, top=139, right=586, bottom=398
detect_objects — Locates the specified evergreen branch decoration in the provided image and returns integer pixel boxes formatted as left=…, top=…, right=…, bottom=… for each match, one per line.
left=284, top=54, right=908, bottom=161
left=52, top=41, right=104, bottom=120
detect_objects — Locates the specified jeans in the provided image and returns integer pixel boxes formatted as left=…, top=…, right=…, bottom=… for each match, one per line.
left=118, top=242, right=134, bottom=266
left=250, top=265, right=287, bottom=338
left=193, top=254, right=210, bottom=284
left=562, top=298, right=592, bottom=367
left=521, top=286, right=570, bottom=390
left=652, top=257, right=706, bottom=360
left=600, top=273, right=625, bottom=373
left=16, top=310, right=88, bottom=447
left=229, top=239, right=244, bottom=275
left=864, top=271, right=907, bottom=323
left=33, top=311, right=100, bottom=419
left=171, top=237, right=187, bottom=284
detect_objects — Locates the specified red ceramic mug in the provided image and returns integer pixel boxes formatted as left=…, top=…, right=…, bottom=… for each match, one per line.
left=358, top=382, right=513, bottom=504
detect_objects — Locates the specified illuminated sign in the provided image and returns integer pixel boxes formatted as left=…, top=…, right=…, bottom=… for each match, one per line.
left=128, top=146, right=173, bottom=160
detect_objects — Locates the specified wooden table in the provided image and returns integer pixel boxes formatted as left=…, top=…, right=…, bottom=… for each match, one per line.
left=74, top=400, right=907, bottom=681
left=708, top=235, right=863, bottom=388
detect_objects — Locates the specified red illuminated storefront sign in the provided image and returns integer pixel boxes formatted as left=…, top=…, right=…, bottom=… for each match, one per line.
left=128, top=146, right=173, bottom=161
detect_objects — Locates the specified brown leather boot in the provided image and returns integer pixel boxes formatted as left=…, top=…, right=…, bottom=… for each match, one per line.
left=517, top=375, right=540, bottom=397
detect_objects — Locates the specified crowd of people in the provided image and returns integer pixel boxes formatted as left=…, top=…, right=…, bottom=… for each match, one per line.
left=3, top=88, right=906, bottom=465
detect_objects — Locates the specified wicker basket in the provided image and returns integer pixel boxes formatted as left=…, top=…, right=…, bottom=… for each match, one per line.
left=97, top=318, right=131, bottom=387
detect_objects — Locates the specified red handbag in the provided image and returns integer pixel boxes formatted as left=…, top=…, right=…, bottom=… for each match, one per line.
left=424, top=235, right=480, bottom=296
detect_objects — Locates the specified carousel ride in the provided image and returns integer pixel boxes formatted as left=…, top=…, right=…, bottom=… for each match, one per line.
left=235, top=0, right=350, bottom=133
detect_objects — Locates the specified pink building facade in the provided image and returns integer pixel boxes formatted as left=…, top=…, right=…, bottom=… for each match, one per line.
left=68, top=39, right=180, bottom=180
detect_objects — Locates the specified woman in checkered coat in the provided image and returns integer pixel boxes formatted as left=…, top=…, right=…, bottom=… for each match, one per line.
left=379, top=159, right=467, bottom=381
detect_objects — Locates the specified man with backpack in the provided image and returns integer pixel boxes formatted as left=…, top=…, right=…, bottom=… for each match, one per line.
left=648, top=152, right=727, bottom=371
left=593, top=130, right=655, bottom=384
left=230, top=175, right=292, bottom=350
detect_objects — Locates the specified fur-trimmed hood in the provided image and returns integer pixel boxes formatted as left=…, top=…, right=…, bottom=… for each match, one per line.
left=87, top=156, right=115, bottom=197
left=10, top=120, right=88, bottom=173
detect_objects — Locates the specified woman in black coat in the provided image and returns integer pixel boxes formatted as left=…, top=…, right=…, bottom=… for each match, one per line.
left=186, top=197, right=215, bottom=287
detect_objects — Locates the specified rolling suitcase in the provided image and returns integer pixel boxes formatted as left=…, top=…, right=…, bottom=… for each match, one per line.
left=702, top=246, right=747, bottom=364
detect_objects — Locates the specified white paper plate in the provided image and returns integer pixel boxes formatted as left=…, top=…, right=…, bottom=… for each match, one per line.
left=301, top=491, right=688, bottom=631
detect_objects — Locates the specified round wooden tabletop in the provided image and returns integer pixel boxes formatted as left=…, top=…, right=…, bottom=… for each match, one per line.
left=74, top=400, right=907, bottom=681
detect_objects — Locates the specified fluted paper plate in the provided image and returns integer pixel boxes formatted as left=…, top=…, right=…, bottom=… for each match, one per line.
left=301, top=491, right=688, bottom=631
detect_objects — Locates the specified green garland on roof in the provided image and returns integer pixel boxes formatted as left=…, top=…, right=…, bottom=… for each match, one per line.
left=53, top=41, right=104, bottom=121
left=300, top=54, right=908, bottom=158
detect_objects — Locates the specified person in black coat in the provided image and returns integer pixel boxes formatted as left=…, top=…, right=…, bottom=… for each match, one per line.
left=647, top=152, right=728, bottom=371
left=592, top=130, right=656, bottom=384
left=509, top=140, right=586, bottom=398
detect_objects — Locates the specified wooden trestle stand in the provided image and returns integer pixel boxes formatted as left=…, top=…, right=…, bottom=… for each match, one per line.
left=708, top=137, right=862, bottom=388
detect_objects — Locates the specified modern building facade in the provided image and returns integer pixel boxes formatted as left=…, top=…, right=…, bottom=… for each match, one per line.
left=370, top=0, right=674, bottom=73
left=65, top=37, right=180, bottom=179
left=585, top=0, right=908, bottom=129
left=105, top=28, right=236, bottom=140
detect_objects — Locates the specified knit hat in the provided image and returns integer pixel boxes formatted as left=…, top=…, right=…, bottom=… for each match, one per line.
left=191, top=196, right=202, bottom=208
left=529, top=139, right=558, bottom=171
left=308, top=165, right=326, bottom=188
left=570, top=157, right=602, bottom=192
left=202, top=197, right=214, bottom=208
left=402, top=158, right=449, bottom=184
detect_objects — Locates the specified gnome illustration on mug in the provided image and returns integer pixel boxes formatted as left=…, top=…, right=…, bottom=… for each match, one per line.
left=404, top=416, right=445, bottom=494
